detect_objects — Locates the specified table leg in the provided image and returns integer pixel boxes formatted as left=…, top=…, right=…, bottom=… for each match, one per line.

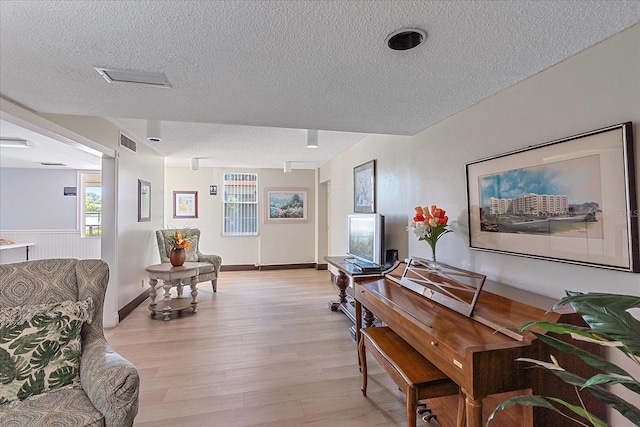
left=328, top=270, right=349, bottom=311
left=176, top=282, right=184, bottom=298
left=363, top=307, right=375, bottom=328
left=190, top=275, right=199, bottom=313
left=149, top=278, right=158, bottom=306
left=162, top=279, right=173, bottom=321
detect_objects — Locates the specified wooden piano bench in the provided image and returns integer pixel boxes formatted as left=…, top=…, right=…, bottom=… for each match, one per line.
left=359, top=326, right=463, bottom=427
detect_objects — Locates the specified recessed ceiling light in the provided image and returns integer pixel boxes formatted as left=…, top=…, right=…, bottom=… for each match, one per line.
left=385, top=28, right=427, bottom=51
left=95, top=67, right=172, bottom=88
left=0, top=138, right=34, bottom=148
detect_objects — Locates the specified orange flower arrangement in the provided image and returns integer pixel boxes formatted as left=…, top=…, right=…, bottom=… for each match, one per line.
left=408, top=205, right=453, bottom=262
left=172, top=231, right=192, bottom=250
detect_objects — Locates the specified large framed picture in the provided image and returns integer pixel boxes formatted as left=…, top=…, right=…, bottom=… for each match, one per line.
left=354, top=159, right=376, bottom=213
left=173, top=191, right=198, bottom=219
left=264, top=188, right=308, bottom=223
left=466, top=122, right=638, bottom=272
left=137, top=179, right=151, bottom=222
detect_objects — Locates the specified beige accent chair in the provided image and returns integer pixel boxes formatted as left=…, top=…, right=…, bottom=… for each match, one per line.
left=155, top=228, right=222, bottom=292
left=0, top=259, right=140, bottom=426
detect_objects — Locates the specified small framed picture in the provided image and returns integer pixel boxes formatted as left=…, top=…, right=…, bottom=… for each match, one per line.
left=138, top=179, right=151, bottom=222
left=173, top=191, right=198, bottom=219
left=354, top=159, right=376, bottom=213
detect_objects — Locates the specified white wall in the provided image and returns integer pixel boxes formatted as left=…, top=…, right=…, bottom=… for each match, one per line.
left=164, top=166, right=316, bottom=266
left=37, top=113, right=166, bottom=325
left=321, top=23, right=640, bottom=427
left=322, top=24, right=640, bottom=298
left=0, top=168, right=78, bottom=229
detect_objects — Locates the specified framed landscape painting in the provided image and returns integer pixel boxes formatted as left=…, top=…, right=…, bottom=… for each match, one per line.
left=466, top=122, right=638, bottom=272
left=264, top=188, right=308, bottom=223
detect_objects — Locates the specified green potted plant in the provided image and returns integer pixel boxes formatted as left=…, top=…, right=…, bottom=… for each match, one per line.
left=487, top=291, right=640, bottom=426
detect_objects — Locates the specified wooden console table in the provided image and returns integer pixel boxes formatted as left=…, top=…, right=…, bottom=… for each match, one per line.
left=145, top=262, right=203, bottom=321
left=324, top=256, right=393, bottom=338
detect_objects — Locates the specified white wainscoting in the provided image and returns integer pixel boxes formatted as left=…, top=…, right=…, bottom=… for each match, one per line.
left=0, top=230, right=101, bottom=264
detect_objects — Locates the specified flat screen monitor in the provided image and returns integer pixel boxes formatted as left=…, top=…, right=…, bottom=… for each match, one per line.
left=346, top=213, right=385, bottom=267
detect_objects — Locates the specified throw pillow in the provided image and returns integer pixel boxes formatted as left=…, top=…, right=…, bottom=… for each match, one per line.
left=0, top=298, right=93, bottom=404
left=185, top=235, right=199, bottom=262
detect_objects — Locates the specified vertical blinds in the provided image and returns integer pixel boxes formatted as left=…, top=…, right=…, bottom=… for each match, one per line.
left=223, top=172, right=258, bottom=235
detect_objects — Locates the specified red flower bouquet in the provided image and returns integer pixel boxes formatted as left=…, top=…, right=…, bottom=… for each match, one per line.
left=408, top=205, right=453, bottom=262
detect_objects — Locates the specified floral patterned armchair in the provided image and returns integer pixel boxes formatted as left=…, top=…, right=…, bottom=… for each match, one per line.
left=155, top=228, right=222, bottom=292
left=0, top=259, right=139, bottom=427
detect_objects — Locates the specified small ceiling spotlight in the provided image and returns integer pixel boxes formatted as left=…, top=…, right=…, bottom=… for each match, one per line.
left=385, top=28, right=427, bottom=51
left=190, top=158, right=200, bottom=171
left=146, top=120, right=162, bottom=142
left=306, top=129, right=318, bottom=149
left=283, top=161, right=292, bottom=174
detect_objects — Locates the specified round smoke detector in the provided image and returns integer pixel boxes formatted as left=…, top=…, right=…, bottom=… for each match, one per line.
left=385, top=28, right=427, bottom=51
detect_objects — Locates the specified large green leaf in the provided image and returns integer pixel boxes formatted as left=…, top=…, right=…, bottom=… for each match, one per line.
left=583, top=374, right=640, bottom=395
left=519, top=358, right=640, bottom=425
left=62, top=343, right=82, bottom=365
left=555, top=292, right=640, bottom=356
left=520, top=321, right=605, bottom=341
left=0, top=323, right=28, bottom=344
left=57, top=319, right=82, bottom=345
left=16, top=369, right=45, bottom=400
left=48, top=365, right=78, bottom=388
left=30, top=340, right=61, bottom=369
left=0, top=347, right=17, bottom=384
left=8, top=329, right=47, bottom=355
left=528, top=330, right=633, bottom=378
left=486, top=395, right=607, bottom=427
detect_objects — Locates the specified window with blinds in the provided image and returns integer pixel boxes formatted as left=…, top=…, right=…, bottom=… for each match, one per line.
left=223, top=172, right=259, bottom=236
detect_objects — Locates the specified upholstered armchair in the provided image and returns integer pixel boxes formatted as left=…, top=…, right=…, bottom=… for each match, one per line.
left=155, top=228, right=222, bottom=292
left=0, top=259, right=139, bottom=427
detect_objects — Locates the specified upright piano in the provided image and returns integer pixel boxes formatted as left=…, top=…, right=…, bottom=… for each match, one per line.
left=353, top=260, right=604, bottom=427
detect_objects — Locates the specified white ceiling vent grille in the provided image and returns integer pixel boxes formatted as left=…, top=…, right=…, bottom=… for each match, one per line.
left=119, top=133, right=137, bottom=154
left=95, top=67, right=172, bottom=88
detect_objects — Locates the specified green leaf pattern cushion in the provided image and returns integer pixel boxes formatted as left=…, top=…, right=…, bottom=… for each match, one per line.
left=0, top=298, right=93, bottom=404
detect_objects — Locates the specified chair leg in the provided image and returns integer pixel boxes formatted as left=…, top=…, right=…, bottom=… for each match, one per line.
left=359, top=335, right=368, bottom=396
left=211, top=279, right=217, bottom=292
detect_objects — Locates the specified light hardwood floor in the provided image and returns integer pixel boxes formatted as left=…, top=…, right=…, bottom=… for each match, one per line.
left=106, top=269, right=520, bottom=427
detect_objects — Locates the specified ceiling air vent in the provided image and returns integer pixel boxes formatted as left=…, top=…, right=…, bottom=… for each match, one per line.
left=120, top=133, right=137, bottom=154
left=95, top=67, right=172, bottom=88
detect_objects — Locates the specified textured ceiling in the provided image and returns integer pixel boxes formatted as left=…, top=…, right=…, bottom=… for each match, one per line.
left=1, top=1, right=639, bottom=169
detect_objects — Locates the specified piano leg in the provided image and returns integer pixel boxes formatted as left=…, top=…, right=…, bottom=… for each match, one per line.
left=464, top=393, right=483, bottom=427
left=456, top=391, right=467, bottom=427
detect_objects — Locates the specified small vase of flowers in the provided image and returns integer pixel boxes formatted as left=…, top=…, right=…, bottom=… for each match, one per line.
left=169, top=231, right=192, bottom=267
left=408, top=205, right=453, bottom=264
